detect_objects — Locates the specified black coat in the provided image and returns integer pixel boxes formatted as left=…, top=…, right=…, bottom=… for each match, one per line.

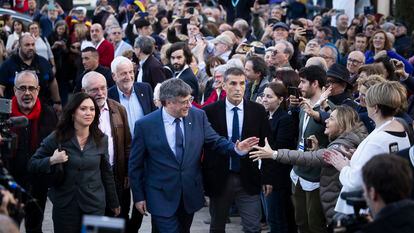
left=268, top=108, right=297, bottom=189
left=202, top=100, right=271, bottom=197
left=74, top=65, right=115, bottom=92
left=139, top=55, right=166, bottom=90
left=177, top=67, right=200, bottom=103
left=356, top=199, right=414, bottom=233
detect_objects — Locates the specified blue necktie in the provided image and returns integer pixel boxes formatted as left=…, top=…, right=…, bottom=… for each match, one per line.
left=231, top=107, right=240, bottom=172
left=174, top=118, right=184, bottom=164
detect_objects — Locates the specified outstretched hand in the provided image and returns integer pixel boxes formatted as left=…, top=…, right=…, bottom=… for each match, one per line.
left=235, top=137, right=260, bottom=154
left=249, top=138, right=274, bottom=161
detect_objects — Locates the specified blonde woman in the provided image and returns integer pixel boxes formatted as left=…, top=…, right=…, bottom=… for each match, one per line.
left=250, top=105, right=367, bottom=223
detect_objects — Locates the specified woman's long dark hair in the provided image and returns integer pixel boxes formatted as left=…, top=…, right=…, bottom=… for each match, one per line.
left=55, top=92, right=104, bottom=145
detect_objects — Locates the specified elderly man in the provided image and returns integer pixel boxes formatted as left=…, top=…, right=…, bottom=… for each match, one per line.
left=109, top=26, right=133, bottom=57
left=134, top=36, right=166, bottom=89
left=212, top=34, right=233, bottom=61
left=90, top=23, right=114, bottom=67
left=128, top=78, right=259, bottom=233
left=0, top=34, right=62, bottom=113
left=6, top=71, right=57, bottom=233
left=82, top=71, right=134, bottom=230
left=346, top=51, right=365, bottom=83
left=319, top=45, right=338, bottom=68
left=273, top=40, right=294, bottom=69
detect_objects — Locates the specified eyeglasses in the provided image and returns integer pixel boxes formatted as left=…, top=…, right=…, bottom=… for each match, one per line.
left=347, top=58, right=364, bottom=65
left=176, top=96, right=194, bottom=105
left=15, top=85, right=39, bottom=93
left=86, top=86, right=107, bottom=94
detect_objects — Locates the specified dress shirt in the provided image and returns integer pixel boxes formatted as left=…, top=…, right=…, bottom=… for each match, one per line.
left=117, top=86, right=144, bottom=136
left=225, top=98, right=244, bottom=140
left=162, top=107, right=185, bottom=156
left=137, top=55, right=149, bottom=83
left=99, top=101, right=114, bottom=166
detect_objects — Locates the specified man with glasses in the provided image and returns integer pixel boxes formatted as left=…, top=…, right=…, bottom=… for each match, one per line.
left=109, top=26, right=133, bottom=57
left=346, top=51, right=365, bottom=84
left=319, top=45, right=338, bottom=69
left=6, top=70, right=58, bottom=233
left=128, top=78, right=259, bottom=233
left=81, top=71, right=134, bottom=230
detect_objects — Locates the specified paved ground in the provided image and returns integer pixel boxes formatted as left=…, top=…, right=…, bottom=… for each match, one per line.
left=21, top=199, right=268, bottom=233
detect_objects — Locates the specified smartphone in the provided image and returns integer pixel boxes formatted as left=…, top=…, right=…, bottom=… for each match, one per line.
left=334, top=9, right=345, bottom=14
left=254, top=47, right=266, bottom=55
left=389, top=142, right=399, bottom=153
left=305, top=30, right=314, bottom=39
left=304, top=138, right=313, bottom=150
left=185, top=2, right=199, bottom=8
left=178, top=18, right=190, bottom=25
left=187, top=7, right=194, bottom=15
left=239, top=44, right=253, bottom=53
left=257, top=0, right=269, bottom=5
left=288, top=86, right=301, bottom=98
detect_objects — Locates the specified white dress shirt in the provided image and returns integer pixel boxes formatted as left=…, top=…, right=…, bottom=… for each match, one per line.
left=225, top=98, right=244, bottom=141
left=99, top=101, right=114, bottom=166
left=162, top=107, right=185, bottom=156
left=137, top=55, right=149, bottom=83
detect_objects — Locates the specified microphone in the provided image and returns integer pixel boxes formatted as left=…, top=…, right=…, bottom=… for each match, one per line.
left=2, top=116, right=29, bottom=128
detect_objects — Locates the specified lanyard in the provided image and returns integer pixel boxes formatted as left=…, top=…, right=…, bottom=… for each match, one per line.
left=301, top=113, right=311, bottom=141
left=232, top=0, right=240, bottom=7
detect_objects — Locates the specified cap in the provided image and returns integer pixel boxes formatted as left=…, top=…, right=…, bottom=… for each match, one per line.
left=273, top=22, right=289, bottom=31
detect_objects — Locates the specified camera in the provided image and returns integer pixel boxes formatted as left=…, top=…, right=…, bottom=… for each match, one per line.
left=329, top=190, right=369, bottom=233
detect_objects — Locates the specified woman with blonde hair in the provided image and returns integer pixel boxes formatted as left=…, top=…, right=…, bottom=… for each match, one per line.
left=250, top=105, right=367, bottom=224
left=324, top=81, right=411, bottom=214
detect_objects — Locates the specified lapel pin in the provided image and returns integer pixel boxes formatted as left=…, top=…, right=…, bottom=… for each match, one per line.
left=141, top=93, right=144, bottom=96
left=189, top=122, right=191, bottom=125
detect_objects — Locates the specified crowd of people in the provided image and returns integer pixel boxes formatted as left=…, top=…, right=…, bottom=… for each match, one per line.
left=1, top=0, right=414, bottom=233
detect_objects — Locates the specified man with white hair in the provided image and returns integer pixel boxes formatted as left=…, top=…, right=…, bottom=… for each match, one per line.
left=212, top=34, right=233, bottom=61
left=273, top=40, right=294, bottom=69
left=90, top=23, right=114, bottom=67
left=108, top=56, right=155, bottom=136
left=82, top=71, right=139, bottom=231
left=346, top=51, right=365, bottom=83
left=109, top=26, right=133, bottom=57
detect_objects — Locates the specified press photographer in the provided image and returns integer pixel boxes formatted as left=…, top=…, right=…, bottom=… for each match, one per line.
left=2, top=71, right=57, bottom=233
left=356, top=154, right=414, bottom=233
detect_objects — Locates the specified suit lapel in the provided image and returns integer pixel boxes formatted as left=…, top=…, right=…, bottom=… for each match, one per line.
left=182, top=110, right=193, bottom=165
left=134, top=84, right=147, bottom=114
left=218, top=101, right=228, bottom=138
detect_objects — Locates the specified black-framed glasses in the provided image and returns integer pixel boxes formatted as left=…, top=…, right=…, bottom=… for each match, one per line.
left=15, top=85, right=39, bottom=93
left=347, top=58, right=364, bottom=65
left=176, top=96, right=194, bottom=105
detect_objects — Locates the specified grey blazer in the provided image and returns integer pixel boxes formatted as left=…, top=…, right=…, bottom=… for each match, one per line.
left=28, top=132, right=119, bottom=213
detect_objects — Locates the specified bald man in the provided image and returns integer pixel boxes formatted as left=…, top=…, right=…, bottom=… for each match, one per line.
left=90, top=23, right=114, bottom=67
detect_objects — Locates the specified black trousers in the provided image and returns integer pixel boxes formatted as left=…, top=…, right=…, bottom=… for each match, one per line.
left=25, top=180, right=48, bottom=233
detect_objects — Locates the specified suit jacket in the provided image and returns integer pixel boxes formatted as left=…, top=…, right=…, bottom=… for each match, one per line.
left=268, top=108, right=297, bottom=189
left=97, top=39, right=114, bottom=68
left=107, top=82, right=156, bottom=115
left=29, top=133, right=119, bottom=212
left=107, top=99, right=132, bottom=187
left=202, top=100, right=271, bottom=197
left=177, top=67, right=200, bottom=103
left=128, top=107, right=236, bottom=217
left=141, top=55, right=166, bottom=90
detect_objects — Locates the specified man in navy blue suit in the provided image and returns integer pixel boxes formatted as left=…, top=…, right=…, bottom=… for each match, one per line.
left=128, top=78, right=259, bottom=233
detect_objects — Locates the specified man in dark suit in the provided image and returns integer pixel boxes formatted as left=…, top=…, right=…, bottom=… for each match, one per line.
left=202, top=67, right=272, bottom=233
left=166, top=42, right=200, bottom=102
left=128, top=78, right=259, bottom=233
left=134, top=36, right=166, bottom=90
left=82, top=71, right=133, bottom=231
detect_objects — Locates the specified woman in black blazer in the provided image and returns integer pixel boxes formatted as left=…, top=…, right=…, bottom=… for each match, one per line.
left=260, top=82, right=297, bottom=233
left=29, top=93, right=120, bottom=233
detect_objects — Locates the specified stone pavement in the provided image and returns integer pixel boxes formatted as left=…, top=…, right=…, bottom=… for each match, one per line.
left=21, top=199, right=269, bottom=233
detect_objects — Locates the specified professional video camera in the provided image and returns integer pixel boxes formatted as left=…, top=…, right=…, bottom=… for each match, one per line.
left=328, top=190, right=370, bottom=233
left=0, top=98, right=29, bottom=150
left=0, top=98, right=29, bottom=222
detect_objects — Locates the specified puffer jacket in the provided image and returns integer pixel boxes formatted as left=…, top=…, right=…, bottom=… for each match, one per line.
left=275, top=122, right=368, bottom=223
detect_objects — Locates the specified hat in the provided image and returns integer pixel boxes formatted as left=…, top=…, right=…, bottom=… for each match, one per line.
left=326, top=64, right=351, bottom=85
left=212, top=35, right=233, bottom=47
left=273, top=22, right=289, bottom=31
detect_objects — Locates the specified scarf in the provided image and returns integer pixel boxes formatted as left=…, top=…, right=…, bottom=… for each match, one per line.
left=11, top=96, right=42, bottom=151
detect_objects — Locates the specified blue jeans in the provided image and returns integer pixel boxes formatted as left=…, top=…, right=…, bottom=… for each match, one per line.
left=265, top=188, right=291, bottom=233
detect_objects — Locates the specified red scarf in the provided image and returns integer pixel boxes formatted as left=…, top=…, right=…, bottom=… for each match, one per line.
left=11, top=96, right=42, bottom=151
